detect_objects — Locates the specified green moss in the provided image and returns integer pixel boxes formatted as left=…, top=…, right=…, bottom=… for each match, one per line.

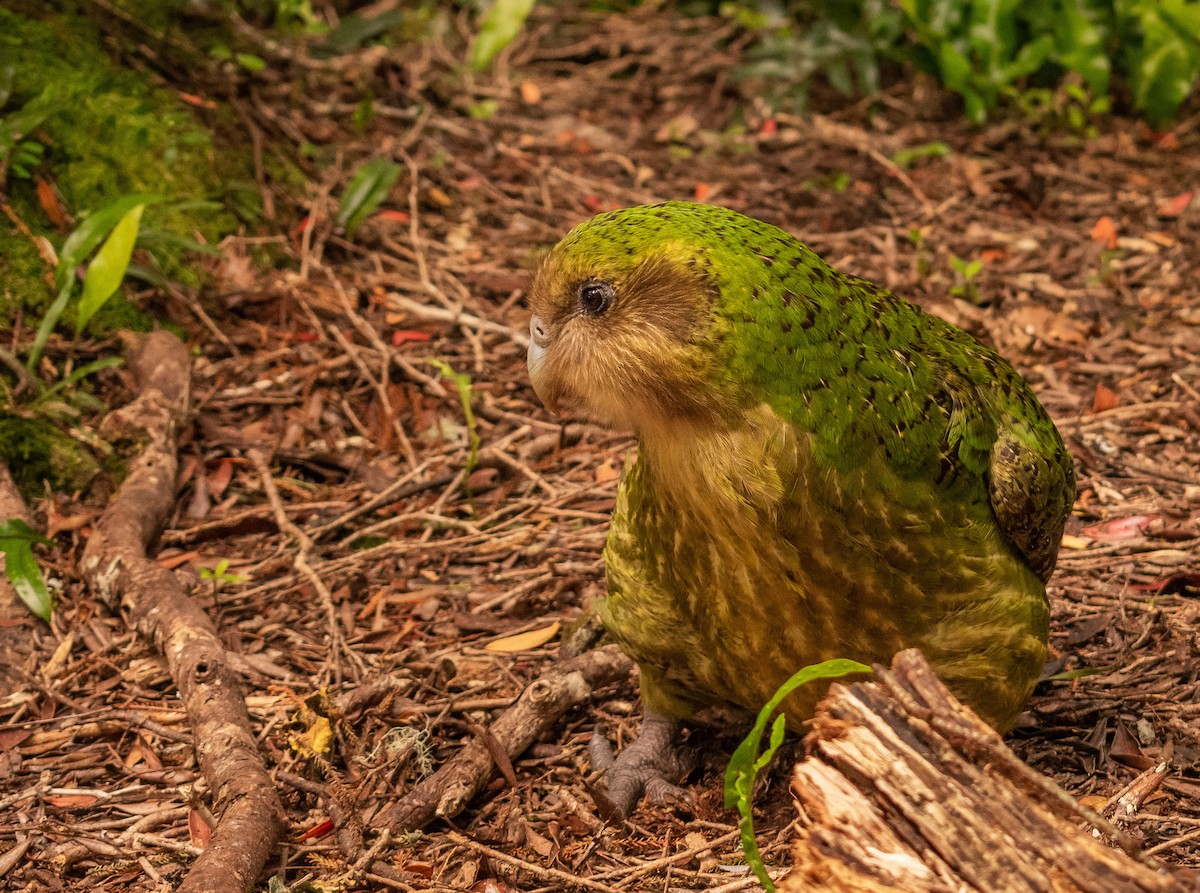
left=0, top=7, right=251, bottom=330
left=0, top=412, right=102, bottom=497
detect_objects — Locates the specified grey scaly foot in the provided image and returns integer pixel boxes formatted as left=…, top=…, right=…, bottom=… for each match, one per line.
left=589, top=710, right=696, bottom=819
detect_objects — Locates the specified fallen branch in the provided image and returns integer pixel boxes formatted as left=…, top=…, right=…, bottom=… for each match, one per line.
left=379, top=644, right=633, bottom=832
left=79, top=331, right=283, bottom=893
left=783, top=649, right=1189, bottom=893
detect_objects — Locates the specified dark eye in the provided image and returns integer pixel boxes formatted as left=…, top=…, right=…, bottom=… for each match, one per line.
left=577, top=280, right=615, bottom=316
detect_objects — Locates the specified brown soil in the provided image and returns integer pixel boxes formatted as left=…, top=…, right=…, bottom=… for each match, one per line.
left=3, top=5, right=1200, bottom=890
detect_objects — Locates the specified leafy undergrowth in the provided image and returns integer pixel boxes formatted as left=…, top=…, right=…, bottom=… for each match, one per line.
left=1, top=3, right=1199, bottom=891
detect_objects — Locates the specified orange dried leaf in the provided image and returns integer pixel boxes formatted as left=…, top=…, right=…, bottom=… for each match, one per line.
left=594, top=459, right=619, bottom=483
left=207, top=458, right=235, bottom=498
left=374, top=209, right=410, bottom=223
left=519, top=80, right=542, bottom=104
left=47, top=794, right=99, bottom=807
left=35, top=178, right=68, bottom=228
left=484, top=621, right=561, bottom=653
left=1090, top=216, right=1118, bottom=249
left=157, top=550, right=200, bottom=570
left=1091, top=383, right=1120, bottom=412
left=189, top=809, right=213, bottom=848
left=1156, top=191, right=1194, bottom=218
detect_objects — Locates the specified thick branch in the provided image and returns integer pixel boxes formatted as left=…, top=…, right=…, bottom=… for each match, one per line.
left=79, top=331, right=283, bottom=893
left=379, top=644, right=633, bottom=832
left=784, top=649, right=1188, bottom=893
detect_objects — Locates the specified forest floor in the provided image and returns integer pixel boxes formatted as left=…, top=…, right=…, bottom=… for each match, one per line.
left=3, top=4, right=1200, bottom=891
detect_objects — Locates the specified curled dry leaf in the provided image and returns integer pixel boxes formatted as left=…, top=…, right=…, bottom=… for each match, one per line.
left=483, top=621, right=560, bottom=652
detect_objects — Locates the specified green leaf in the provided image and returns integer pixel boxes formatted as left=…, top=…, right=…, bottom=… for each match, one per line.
left=56, top=193, right=163, bottom=292
left=77, top=203, right=145, bottom=335
left=235, top=53, right=266, bottom=72
left=470, top=0, right=537, bottom=72
left=336, top=157, right=402, bottom=235
left=429, top=359, right=481, bottom=472
left=724, top=658, right=871, bottom=892
left=0, top=518, right=55, bottom=623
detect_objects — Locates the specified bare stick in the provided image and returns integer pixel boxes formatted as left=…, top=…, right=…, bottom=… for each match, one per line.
left=378, top=644, right=633, bottom=832
left=247, top=448, right=362, bottom=684
left=80, top=332, right=284, bottom=893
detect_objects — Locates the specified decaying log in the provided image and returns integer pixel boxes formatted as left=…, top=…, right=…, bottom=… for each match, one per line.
left=784, top=649, right=1194, bottom=893
left=378, top=644, right=633, bottom=832
left=78, top=331, right=284, bottom=893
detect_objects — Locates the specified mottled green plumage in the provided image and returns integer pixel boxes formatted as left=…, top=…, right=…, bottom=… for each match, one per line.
left=527, top=202, right=1075, bottom=732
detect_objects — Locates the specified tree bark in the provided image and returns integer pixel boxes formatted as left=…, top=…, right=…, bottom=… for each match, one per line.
left=784, top=649, right=1193, bottom=893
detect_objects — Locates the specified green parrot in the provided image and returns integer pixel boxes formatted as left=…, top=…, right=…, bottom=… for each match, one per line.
left=525, top=202, right=1075, bottom=816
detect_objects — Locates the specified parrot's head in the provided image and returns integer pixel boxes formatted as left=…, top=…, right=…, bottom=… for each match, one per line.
left=526, top=202, right=753, bottom=433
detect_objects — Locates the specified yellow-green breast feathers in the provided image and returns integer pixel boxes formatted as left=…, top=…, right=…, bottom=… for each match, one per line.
left=527, top=202, right=1075, bottom=730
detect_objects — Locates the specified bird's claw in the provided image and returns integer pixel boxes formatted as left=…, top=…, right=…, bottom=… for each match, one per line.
left=588, top=716, right=695, bottom=820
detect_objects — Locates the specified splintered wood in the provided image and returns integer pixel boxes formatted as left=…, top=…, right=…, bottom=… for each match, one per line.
left=784, top=650, right=1193, bottom=893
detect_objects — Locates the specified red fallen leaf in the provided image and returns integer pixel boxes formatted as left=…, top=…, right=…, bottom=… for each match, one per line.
left=1148, top=130, right=1180, bottom=150
left=694, top=182, right=712, bottom=203
left=177, top=91, right=217, bottom=110
left=759, top=118, right=778, bottom=137
left=373, top=209, right=410, bottom=223
left=294, top=214, right=318, bottom=236
left=47, top=794, right=99, bottom=808
left=1157, top=191, right=1194, bottom=217
left=980, top=248, right=1007, bottom=263
left=392, top=329, right=432, bottom=346
left=189, top=809, right=213, bottom=848
left=1090, top=216, right=1118, bottom=249
left=157, top=550, right=201, bottom=570
left=1081, top=515, right=1158, bottom=540
left=0, top=729, right=30, bottom=749
left=1129, top=572, right=1200, bottom=595
left=1091, top=383, right=1120, bottom=412
left=286, top=330, right=320, bottom=342
left=206, top=458, right=235, bottom=498
left=581, top=195, right=601, bottom=213
left=35, top=178, right=68, bottom=228
left=297, top=818, right=334, bottom=841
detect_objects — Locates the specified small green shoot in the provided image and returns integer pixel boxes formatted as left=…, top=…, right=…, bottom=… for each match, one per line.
left=949, top=254, right=983, bottom=303
left=336, top=157, right=402, bottom=235
left=429, top=359, right=481, bottom=473
left=890, top=141, right=952, bottom=169
left=26, top=193, right=162, bottom=374
left=470, top=0, right=536, bottom=72
left=724, top=658, right=870, bottom=892
left=0, top=518, right=56, bottom=622
left=199, top=558, right=245, bottom=595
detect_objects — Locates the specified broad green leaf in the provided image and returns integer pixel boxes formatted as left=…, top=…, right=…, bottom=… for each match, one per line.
left=470, top=0, right=536, bottom=72
left=77, top=203, right=144, bottom=334
left=724, top=658, right=871, bottom=893
left=0, top=518, right=55, bottom=623
left=336, top=157, right=402, bottom=234
left=56, top=193, right=163, bottom=291
left=1056, top=0, right=1111, bottom=94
